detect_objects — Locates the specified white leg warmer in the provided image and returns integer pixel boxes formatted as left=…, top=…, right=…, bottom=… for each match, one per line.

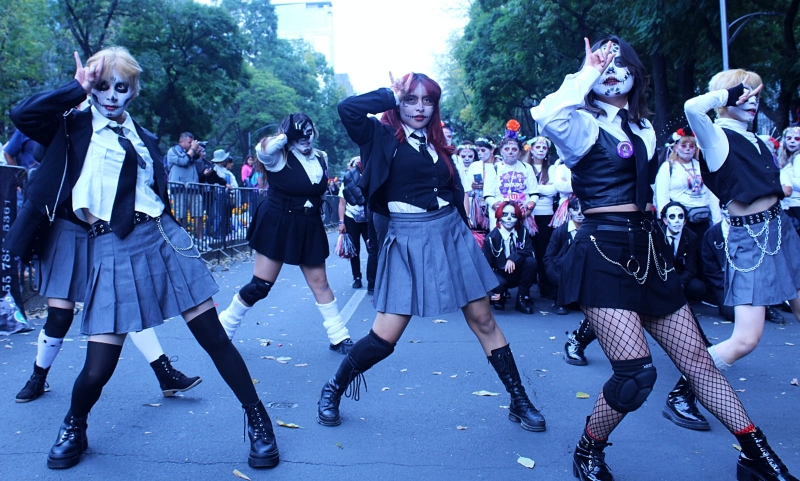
left=35, top=329, right=64, bottom=369
left=317, top=298, right=350, bottom=345
left=708, top=345, right=733, bottom=371
left=130, top=328, right=165, bottom=363
left=219, top=293, right=251, bottom=340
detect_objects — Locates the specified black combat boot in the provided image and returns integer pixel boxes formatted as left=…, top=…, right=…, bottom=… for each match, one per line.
left=565, top=317, right=596, bottom=366
left=515, top=293, right=535, bottom=314
left=16, top=363, right=49, bottom=402
left=488, top=344, right=546, bottom=432
left=150, top=354, right=202, bottom=397
left=490, top=290, right=507, bottom=311
left=329, top=337, right=354, bottom=354
left=662, top=376, right=710, bottom=431
left=47, top=412, right=88, bottom=469
left=736, top=427, right=798, bottom=481
left=573, top=427, right=614, bottom=481
left=242, top=400, right=280, bottom=468
left=317, top=356, right=364, bottom=426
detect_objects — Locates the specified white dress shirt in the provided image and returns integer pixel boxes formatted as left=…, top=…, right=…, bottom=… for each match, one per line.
left=255, top=134, right=324, bottom=183
left=72, top=107, right=164, bottom=222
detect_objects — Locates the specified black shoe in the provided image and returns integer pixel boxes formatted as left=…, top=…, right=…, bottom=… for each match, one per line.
left=47, top=412, right=88, bottom=469
left=367, top=281, right=375, bottom=296
left=564, top=317, right=596, bottom=367
left=554, top=305, right=569, bottom=316
left=150, top=355, right=202, bottom=397
left=515, top=294, right=535, bottom=314
left=352, top=277, right=363, bottom=289
left=573, top=429, right=614, bottom=481
left=736, top=427, right=798, bottom=481
left=488, top=344, right=546, bottom=432
left=16, top=363, right=49, bottom=403
left=490, top=291, right=507, bottom=311
left=243, top=400, right=280, bottom=468
left=662, top=377, right=710, bottom=431
left=765, top=306, right=786, bottom=325
left=330, top=338, right=354, bottom=354
left=318, top=357, right=365, bottom=427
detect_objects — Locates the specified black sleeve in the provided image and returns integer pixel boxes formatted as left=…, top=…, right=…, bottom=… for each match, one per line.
left=544, top=226, right=566, bottom=281
left=701, top=226, right=724, bottom=290
left=10, top=80, right=88, bottom=148
left=338, top=88, right=396, bottom=147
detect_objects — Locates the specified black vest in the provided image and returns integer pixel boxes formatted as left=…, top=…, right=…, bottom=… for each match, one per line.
left=382, top=141, right=454, bottom=210
left=571, top=129, right=638, bottom=211
left=700, top=129, right=783, bottom=205
left=268, top=151, right=328, bottom=199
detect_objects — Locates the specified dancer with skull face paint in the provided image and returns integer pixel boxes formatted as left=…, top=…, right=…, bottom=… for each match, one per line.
left=317, top=72, right=546, bottom=433
left=7, top=47, right=279, bottom=470
left=482, top=202, right=537, bottom=313
left=218, top=113, right=354, bottom=354
left=533, top=37, right=795, bottom=481
left=654, top=129, right=721, bottom=238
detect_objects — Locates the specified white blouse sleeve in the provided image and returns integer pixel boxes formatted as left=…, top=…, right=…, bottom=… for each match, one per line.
left=255, top=134, right=288, bottom=172
left=553, top=162, right=573, bottom=196
left=530, top=65, right=601, bottom=168
left=684, top=90, right=730, bottom=172
left=654, top=161, right=671, bottom=217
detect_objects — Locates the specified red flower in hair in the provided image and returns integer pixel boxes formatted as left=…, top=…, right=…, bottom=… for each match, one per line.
left=506, top=119, right=521, bottom=132
left=676, top=128, right=685, bottom=137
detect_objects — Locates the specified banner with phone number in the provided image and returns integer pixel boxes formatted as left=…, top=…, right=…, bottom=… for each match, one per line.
left=0, top=166, right=30, bottom=335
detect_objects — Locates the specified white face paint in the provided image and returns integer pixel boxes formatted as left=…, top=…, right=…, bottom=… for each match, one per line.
left=531, top=139, right=548, bottom=162
left=663, top=205, right=685, bottom=235
left=443, top=128, right=453, bottom=146
left=500, top=204, right=518, bottom=230
left=591, top=42, right=634, bottom=99
left=500, top=142, right=520, bottom=164
left=675, top=139, right=697, bottom=162
left=784, top=129, right=800, bottom=153
left=399, top=83, right=434, bottom=130
left=477, top=145, right=493, bottom=162
left=91, top=68, right=134, bottom=121
left=290, top=119, right=315, bottom=155
left=459, top=148, right=475, bottom=168
left=569, top=204, right=584, bottom=223
left=726, top=86, right=759, bottom=123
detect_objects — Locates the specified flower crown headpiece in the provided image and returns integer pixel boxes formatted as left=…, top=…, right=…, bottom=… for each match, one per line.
left=525, top=136, right=551, bottom=151
left=671, top=126, right=695, bottom=143
left=475, top=137, right=495, bottom=148
left=783, top=126, right=800, bottom=137
left=504, top=119, right=521, bottom=140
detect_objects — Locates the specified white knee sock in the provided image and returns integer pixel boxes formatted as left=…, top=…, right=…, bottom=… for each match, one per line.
left=35, top=329, right=64, bottom=369
left=130, top=328, right=165, bottom=363
left=317, top=298, right=350, bottom=345
left=219, top=293, right=251, bottom=339
left=708, top=345, right=733, bottom=371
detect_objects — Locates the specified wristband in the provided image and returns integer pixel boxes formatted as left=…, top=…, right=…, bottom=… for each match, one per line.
left=338, top=220, right=345, bottom=224
left=725, top=83, right=746, bottom=107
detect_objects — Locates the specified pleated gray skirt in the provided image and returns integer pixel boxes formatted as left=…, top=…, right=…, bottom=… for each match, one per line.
left=38, top=218, right=90, bottom=302
left=724, top=211, right=800, bottom=306
left=374, top=207, right=498, bottom=317
left=81, top=215, right=218, bottom=335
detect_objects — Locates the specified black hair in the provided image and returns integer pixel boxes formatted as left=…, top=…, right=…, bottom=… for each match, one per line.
left=567, top=195, right=581, bottom=212
left=660, top=200, right=688, bottom=219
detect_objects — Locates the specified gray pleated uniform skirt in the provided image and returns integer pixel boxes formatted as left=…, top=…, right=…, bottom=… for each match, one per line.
left=81, top=215, right=218, bottom=335
left=374, top=206, right=498, bottom=317
left=724, top=211, right=800, bottom=306
left=38, top=218, right=90, bottom=302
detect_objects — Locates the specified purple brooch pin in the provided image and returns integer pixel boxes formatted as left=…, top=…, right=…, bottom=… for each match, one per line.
left=617, top=141, right=634, bottom=159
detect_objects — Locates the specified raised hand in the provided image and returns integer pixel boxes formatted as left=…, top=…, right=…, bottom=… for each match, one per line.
left=735, top=74, right=764, bottom=106
left=389, top=71, right=413, bottom=103
left=584, top=38, right=615, bottom=74
left=73, top=51, right=104, bottom=94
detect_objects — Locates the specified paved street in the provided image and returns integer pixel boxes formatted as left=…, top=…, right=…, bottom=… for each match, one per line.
left=1, top=233, right=799, bottom=481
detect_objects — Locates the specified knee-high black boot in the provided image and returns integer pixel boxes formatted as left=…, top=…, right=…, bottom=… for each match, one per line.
left=573, top=420, right=614, bottom=481
left=565, top=317, right=596, bottom=366
left=662, top=376, right=710, bottom=431
left=317, top=330, right=394, bottom=426
left=488, top=344, right=546, bottom=432
left=736, top=427, right=798, bottom=481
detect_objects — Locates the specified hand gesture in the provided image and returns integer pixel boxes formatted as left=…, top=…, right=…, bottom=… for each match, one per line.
left=74, top=51, right=104, bottom=94
left=584, top=38, right=615, bottom=74
left=389, top=71, right=413, bottom=103
left=338, top=223, right=346, bottom=234
left=735, top=75, right=763, bottom=106
left=472, top=181, right=483, bottom=190
left=505, top=259, right=516, bottom=274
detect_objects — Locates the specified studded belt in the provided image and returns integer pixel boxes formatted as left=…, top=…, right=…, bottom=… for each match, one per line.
left=728, top=203, right=781, bottom=227
left=88, top=212, right=154, bottom=238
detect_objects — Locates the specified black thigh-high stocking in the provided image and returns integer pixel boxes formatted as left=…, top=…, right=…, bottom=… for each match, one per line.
left=70, top=341, right=123, bottom=417
left=187, top=308, right=258, bottom=405
left=642, top=304, right=753, bottom=434
left=582, top=307, right=652, bottom=440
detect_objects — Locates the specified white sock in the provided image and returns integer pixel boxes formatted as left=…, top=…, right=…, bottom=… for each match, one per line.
left=35, top=329, right=64, bottom=369
left=220, top=293, right=250, bottom=340
left=130, top=328, right=165, bottom=363
left=708, top=345, right=733, bottom=371
left=317, top=298, right=349, bottom=345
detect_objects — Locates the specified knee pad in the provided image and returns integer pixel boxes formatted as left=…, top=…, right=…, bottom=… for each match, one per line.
left=44, top=306, right=74, bottom=338
left=602, top=356, right=657, bottom=413
left=239, top=276, right=273, bottom=306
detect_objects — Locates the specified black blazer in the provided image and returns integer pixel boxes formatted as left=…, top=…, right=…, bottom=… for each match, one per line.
left=5, top=80, right=171, bottom=254
left=543, top=223, right=575, bottom=283
left=701, top=222, right=726, bottom=291
left=661, top=225, right=701, bottom=286
left=482, top=227, right=533, bottom=271
left=337, top=88, right=468, bottom=223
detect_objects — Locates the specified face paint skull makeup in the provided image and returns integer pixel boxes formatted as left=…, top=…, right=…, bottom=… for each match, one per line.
left=784, top=127, right=800, bottom=153
left=399, top=83, right=434, bottom=130
left=459, top=148, right=476, bottom=167
left=531, top=139, right=549, bottom=162
left=501, top=143, right=520, bottom=164
left=91, top=68, right=134, bottom=121
left=569, top=204, right=584, bottom=223
left=675, top=139, right=697, bottom=162
left=500, top=204, right=518, bottom=230
left=664, top=205, right=685, bottom=235
left=591, top=42, right=634, bottom=99
left=289, top=118, right=315, bottom=155
left=477, top=146, right=493, bottom=162
left=726, top=86, right=759, bottom=123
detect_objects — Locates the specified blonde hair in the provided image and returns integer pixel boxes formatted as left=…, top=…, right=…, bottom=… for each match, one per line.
left=668, top=136, right=698, bottom=165
left=85, top=46, right=142, bottom=98
left=778, top=126, right=800, bottom=169
left=708, top=69, right=763, bottom=117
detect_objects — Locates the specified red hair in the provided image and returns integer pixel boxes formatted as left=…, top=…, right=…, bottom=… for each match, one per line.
left=494, top=201, right=524, bottom=233
left=381, top=73, right=455, bottom=178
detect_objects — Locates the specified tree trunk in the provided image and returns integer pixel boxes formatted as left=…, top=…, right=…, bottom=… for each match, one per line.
left=776, top=0, right=800, bottom=133
left=651, top=52, right=671, bottom=145
left=677, top=60, right=695, bottom=107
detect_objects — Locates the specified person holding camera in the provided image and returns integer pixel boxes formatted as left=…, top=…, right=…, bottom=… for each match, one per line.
left=338, top=157, right=373, bottom=291
left=167, top=132, right=208, bottom=240
left=218, top=113, right=354, bottom=354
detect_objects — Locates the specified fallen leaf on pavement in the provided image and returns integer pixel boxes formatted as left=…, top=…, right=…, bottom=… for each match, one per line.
left=335, top=443, right=343, bottom=449
left=456, top=426, right=468, bottom=430
left=733, top=444, right=742, bottom=452
left=409, top=339, right=421, bottom=343
left=276, top=419, right=301, bottom=429
left=791, top=378, right=798, bottom=386
left=432, top=319, right=448, bottom=323
left=252, top=379, right=259, bottom=384
left=472, top=390, right=500, bottom=397
left=516, top=453, right=535, bottom=469
left=432, top=372, right=442, bottom=375
left=295, top=363, right=308, bottom=367
left=233, top=469, right=251, bottom=480
left=786, top=343, right=795, bottom=346
left=450, top=374, right=458, bottom=378
left=142, top=403, right=162, bottom=407
left=381, top=387, right=390, bottom=391
left=576, top=392, right=591, bottom=399
left=400, top=369, right=408, bottom=372
left=549, top=336, right=556, bottom=340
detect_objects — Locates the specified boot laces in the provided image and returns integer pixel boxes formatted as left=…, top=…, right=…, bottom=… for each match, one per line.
left=344, top=371, right=366, bottom=401
left=243, top=404, right=269, bottom=441
left=164, top=356, right=186, bottom=381
left=754, top=436, right=784, bottom=472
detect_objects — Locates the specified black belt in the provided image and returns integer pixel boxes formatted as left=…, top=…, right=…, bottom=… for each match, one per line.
left=592, top=218, right=662, bottom=276
left=88, top=212, right=154, bottom=238
left=728, top=203, right=781, bottom=227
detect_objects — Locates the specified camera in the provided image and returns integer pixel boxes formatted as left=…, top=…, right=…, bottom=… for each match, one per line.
left=197, top=141, right=208, bottom=147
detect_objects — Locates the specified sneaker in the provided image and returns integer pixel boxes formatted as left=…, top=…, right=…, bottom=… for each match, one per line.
left=352, top=277, right=362, bottom=289
left=330, top=338, right=354, bottom=354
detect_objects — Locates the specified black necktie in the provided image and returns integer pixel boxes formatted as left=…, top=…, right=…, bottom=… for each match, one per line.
left=618, top=109, right=650, bottom=212
left=410, top=133, right=434, bottom=162
left=109, top=125, right=138, bottom=239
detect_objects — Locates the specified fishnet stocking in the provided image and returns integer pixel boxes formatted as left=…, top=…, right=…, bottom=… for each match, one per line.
left=582, top=305, right=753, bottom=440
